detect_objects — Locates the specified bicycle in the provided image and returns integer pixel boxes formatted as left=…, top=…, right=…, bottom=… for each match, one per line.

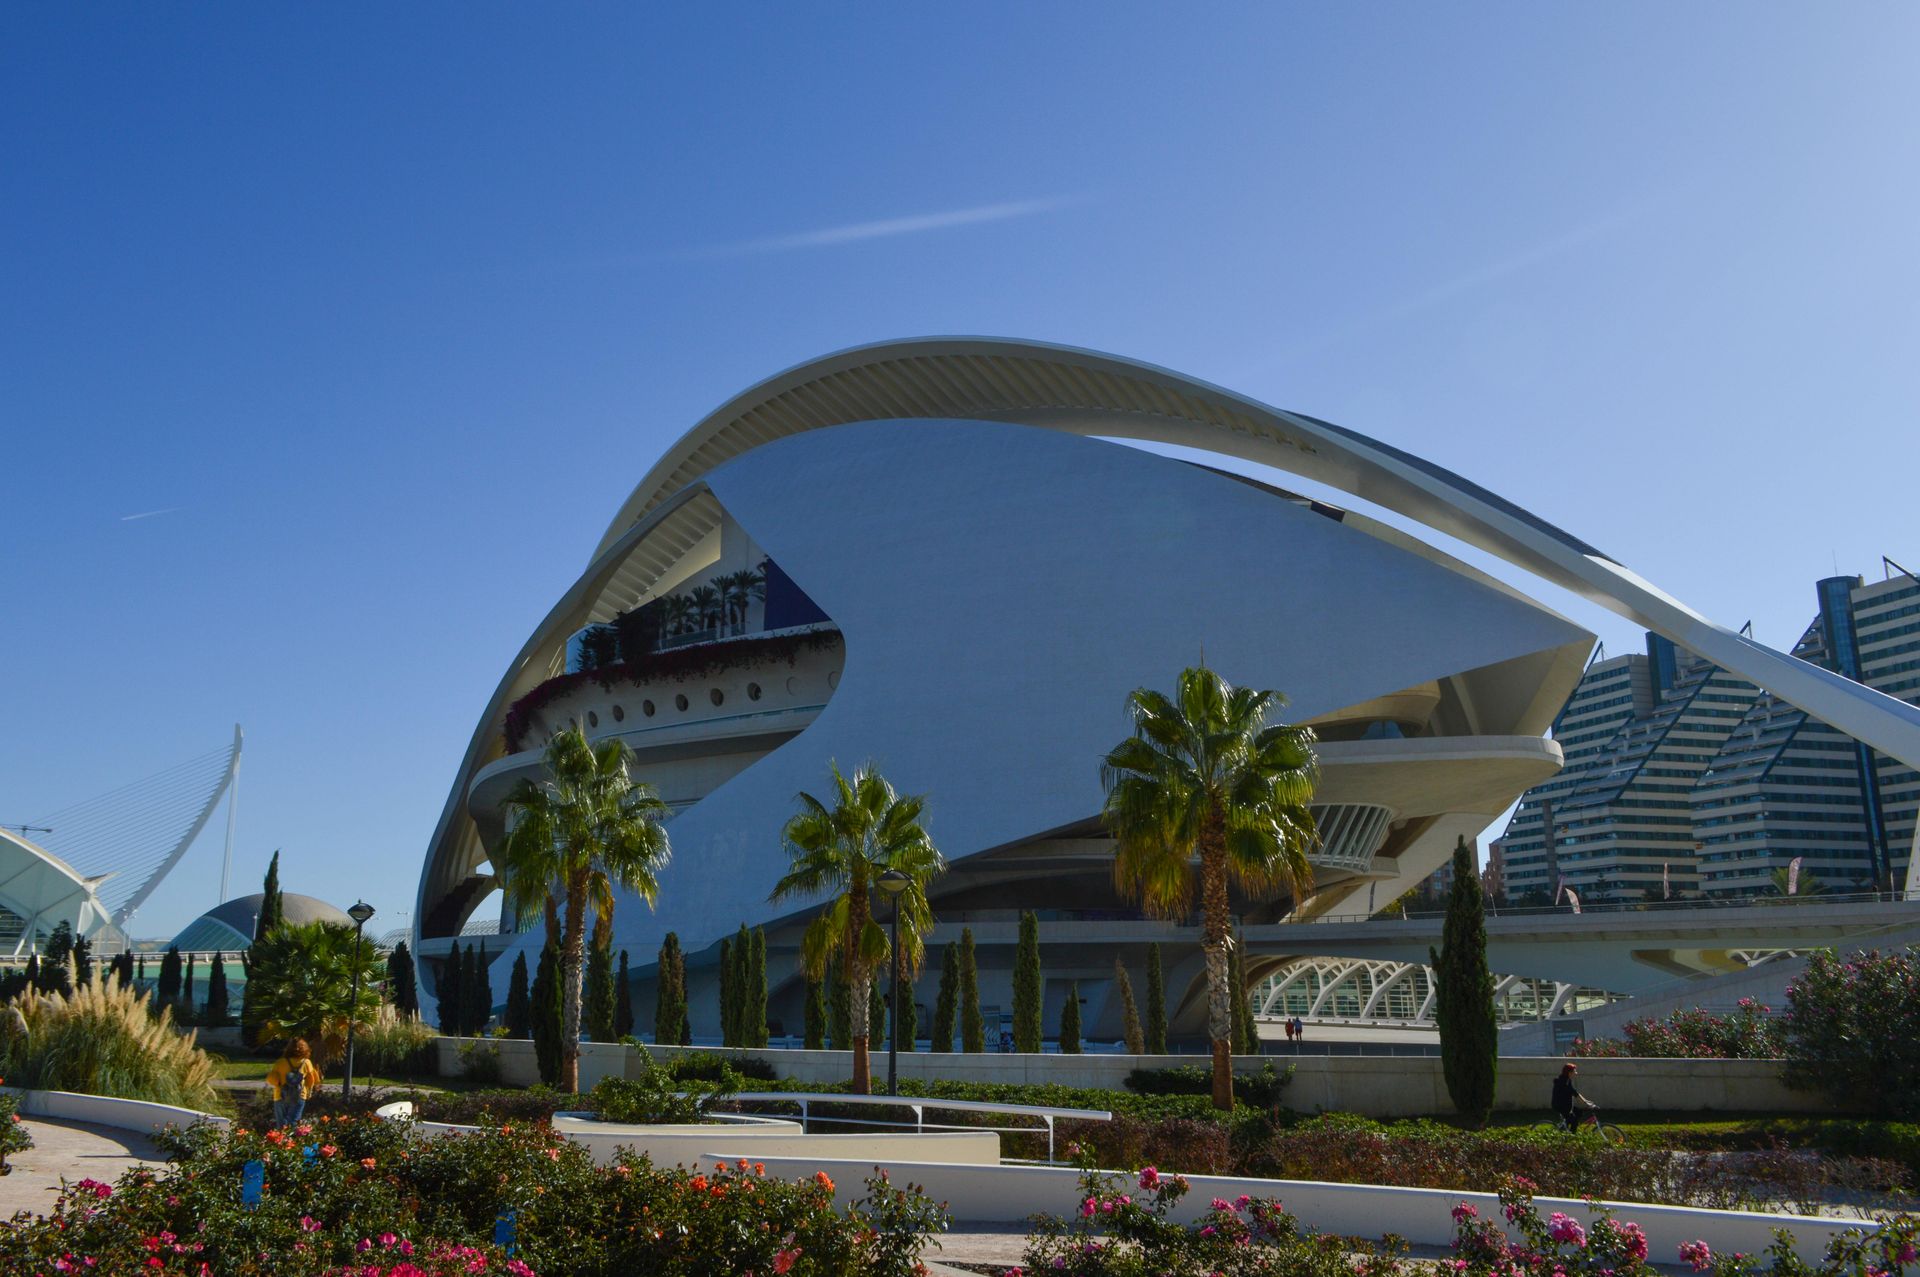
left=1533, top=1108, right=1625, bottom=1146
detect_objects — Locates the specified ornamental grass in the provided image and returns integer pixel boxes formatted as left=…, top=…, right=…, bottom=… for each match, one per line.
left=7, top=975, right=220, bottom=1111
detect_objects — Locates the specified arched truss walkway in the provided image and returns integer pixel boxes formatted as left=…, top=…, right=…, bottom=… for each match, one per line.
left=1253, top=957, right=1624, bottom=1026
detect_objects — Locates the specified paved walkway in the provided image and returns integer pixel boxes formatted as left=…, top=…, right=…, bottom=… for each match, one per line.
left=0, top=1117, right=162, bottom=1218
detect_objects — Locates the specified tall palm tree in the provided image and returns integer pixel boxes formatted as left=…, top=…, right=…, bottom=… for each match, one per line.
left=770, top=763, right=943, bottom=1093
left=688, top=584, right=723, bottom=634
left=1101, top=665, right=1319, bottom=1110
left=663, top=594, right=697, bottom=638
left=499, top=727, right=671, bottom=1092
left=726, top=567, right=767, bottom=632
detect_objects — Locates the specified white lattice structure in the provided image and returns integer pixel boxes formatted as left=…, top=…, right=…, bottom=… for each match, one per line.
left=1255, top=956, right=1622, bottom=1026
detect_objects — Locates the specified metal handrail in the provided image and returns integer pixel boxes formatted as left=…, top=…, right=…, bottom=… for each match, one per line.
left=717, top=1090, right=1111, bottom=1163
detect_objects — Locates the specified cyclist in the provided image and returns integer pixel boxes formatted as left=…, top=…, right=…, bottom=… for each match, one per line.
left=1552, top=1062, right=1595, bottom=1131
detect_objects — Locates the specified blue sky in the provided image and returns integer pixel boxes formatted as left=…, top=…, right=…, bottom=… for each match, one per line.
left=3, top=5, right=1915, bottom=939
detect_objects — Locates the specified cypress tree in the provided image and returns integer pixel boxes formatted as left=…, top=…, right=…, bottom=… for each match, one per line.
left=505, top=951, right=533, bottom=1038
left=730, top=925, right=753, bottom=1046
left=869, top=975, right=887, bottom=1053
left=157, top=946, right=183, bottom=1008
left=72, top=935, right=94, bottom=987
left=655, top=934, right=686, bottom=1045
left=1012, top=911, right=1042, bottom=1053
left=718, top=936, right=735, bottom=1047
left=958, top=928, right=984, bottom=1053
left=584, top=932, right=615, bottom=1043
left=804, top=972, right=826, bottom=1049
left=205, top=953, right=230, bottom=1024
left=46, top=922, right=74, bottom=968
left=1144, top=943, right=1167, bottom=1054
left=929, top=942, right=957, bottom=1053
left=1115, top=957, right=1145, bottom=1054
left=1059, top=982, right=1082, bottom=1054
left=615, top=950, right=634, bottom=1039
left=255, top=851, right=284, bottom=940
left=137, top=953, right=148, bottom=986
left=24, top=954, right=42, bottom=994
left=468, top=944, right=493, bottom=1035
left=828, top=965, right=852, bottom=1051
left=438, top=949, right=465, bottom=1035
left=389, top=941, right=419, bottom=1016
left=891, top=956, right=918, bottom=1053
left=747, top=928, right=768, bottom=1048
left=531, top=942, right=562, bottom=1085
left=1237, top=940, right=1262, bottom=1055
left=181, top=954, right=197, bottom=1020
left=1431, top=836, right=1497, bottom=1127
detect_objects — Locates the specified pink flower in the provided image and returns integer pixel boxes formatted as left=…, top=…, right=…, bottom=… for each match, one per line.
left=1234, top=1194, right=1251, bottom=1210
left=300, top=1217, right=321, bottom=1233
left=1547, top=1213, right=1587, bottom=1248
left=773, top=1248, right=802, bottom=1274
left=1138, top=1166, right=1160, bottom=1189
left=1679, top=1239, right=1713, bottom=1272
left=1453, top=1203, right=1478, bottom=1222
left=75, top=1179, right=113, bottom=1201
left=1081, top=1198, right=1097, bottom=1218
left=1211, top=1197, right=1232, bottom=1211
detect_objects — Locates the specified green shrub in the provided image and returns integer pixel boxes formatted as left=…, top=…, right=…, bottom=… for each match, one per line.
left=1570, top=998, right=1786, bottom=1059
left=0, top=1089, right=33, bottom=1169
left=357, top=1007, right=439, bottom=1076
left=1783, top=949, right=1920, bottom=1117
left=661, top=1050, right=777, bottom=1082
left=587, top=1047, right=740, bottom=1124
left=459, top=1039, right=503, bottom=1084
left=1125, top=1061, right=1292, bottom=1109
left=8, top=977, right=219, bottom=1110
left=0, top=1109, right=948, bottom=1275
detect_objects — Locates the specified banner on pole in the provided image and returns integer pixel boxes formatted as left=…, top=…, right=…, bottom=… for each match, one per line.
left=1788, top=856, right=1803, bottom=896
left=1662, top=862, right=1671, bottom=900
left=1566, top=888, right=1582, bottom=915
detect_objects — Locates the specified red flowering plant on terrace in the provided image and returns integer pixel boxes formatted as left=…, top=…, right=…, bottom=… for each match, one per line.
left=1450, top=1179, right=1919, bottom=1277
left=1017, top=1151, right=1412, bottom=1277
left=1569, top=999, right=1786, bottom=1059
left=0, top=1111, right=948, bottom=1277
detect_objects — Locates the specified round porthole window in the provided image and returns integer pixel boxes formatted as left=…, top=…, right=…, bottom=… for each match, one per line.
left=642, top=700, right=655, bottom=717
left=709, top=688, right=724, bottom=706
left=827, top=670, right=840, bottom=689
left=586, top=711, right=599, bottom=728
left=747, top=682, right=762, bottom=701
left=675, top=693, right=689, bottom=712
left=611, top=704, right=625, bottom=722
left=786, top=677, right=799, bottom=695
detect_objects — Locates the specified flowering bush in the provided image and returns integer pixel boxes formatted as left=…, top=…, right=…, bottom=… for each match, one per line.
left=0, top=1085, right=34, bottom=1170
left=1450, top=1180, right=1920, bottom=1277
left=1018, top=1161, right=1410, bottom=1276
left=1783, top=950, right=1920, bottom=1118
left=0, top=1112, right=948, bottom=1276
left=1569, top=998, right=1786, bottom=1059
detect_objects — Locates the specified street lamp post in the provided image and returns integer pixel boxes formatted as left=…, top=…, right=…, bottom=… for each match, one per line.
left=344, top=901, right=376, bottom=1097
left=876, top=869, right=910, bottom=1096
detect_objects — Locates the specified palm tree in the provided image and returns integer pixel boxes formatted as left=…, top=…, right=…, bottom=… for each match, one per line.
left=499, top=726, right=672, bottom=1092
left=1100, top=665, right=1319, bottom=1110
left=663, top=594, right=697, bottom=638
left=725, top=567, right=766, bottom=633
left=1769, top=862, right=1828, bottom=899
left=688, top=585, right=722, bottom=634
left=770, top=763, right=943, bottom=1093
left=245, top=920, right=384, bottom=1070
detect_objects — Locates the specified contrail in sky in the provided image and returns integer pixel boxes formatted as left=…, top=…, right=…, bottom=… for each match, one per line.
left=120, top=507, right=183, bottom=522
left=666, top=195, right=1081, bottom=261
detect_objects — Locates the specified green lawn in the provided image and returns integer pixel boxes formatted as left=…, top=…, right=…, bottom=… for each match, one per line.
left=209, top=1056, right=479, bottom=1093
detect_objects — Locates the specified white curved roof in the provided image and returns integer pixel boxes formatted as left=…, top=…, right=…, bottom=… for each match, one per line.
left=0, top=826, right=121, bottom=955
left=595, top=337, right=1920, bottom=776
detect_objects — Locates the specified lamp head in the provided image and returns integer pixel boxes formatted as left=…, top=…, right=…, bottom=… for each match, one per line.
left=876, top=869, right=911, bottom=897
left=348, top=901, right=376, bottom=926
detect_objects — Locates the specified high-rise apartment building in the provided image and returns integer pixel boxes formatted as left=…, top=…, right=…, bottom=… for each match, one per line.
left=1500, top=569, right=1919, bottom=901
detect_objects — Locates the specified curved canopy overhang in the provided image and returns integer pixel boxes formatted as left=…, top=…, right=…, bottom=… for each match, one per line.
left=595, top=337, right=1920, bottom=786
left=0, top=826, right=121, bottom=955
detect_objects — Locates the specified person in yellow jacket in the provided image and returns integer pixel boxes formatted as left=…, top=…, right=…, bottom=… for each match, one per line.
left=265, top=1038, right=322, bottom=1128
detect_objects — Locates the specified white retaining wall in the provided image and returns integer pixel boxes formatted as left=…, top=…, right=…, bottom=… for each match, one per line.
left=750, top=1154, right=1876, bottom=1261
left=0, top=1086, right=229, bottom=1135
left=436, top=1039, right=1830, bottom=1116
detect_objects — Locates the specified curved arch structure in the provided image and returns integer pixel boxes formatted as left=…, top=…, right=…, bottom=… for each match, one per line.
left=594, top=337, right=1920, bottom=773
left=415, top=337, right=1920, bottom=1033
left=0, top=826, right=122, bottom=956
